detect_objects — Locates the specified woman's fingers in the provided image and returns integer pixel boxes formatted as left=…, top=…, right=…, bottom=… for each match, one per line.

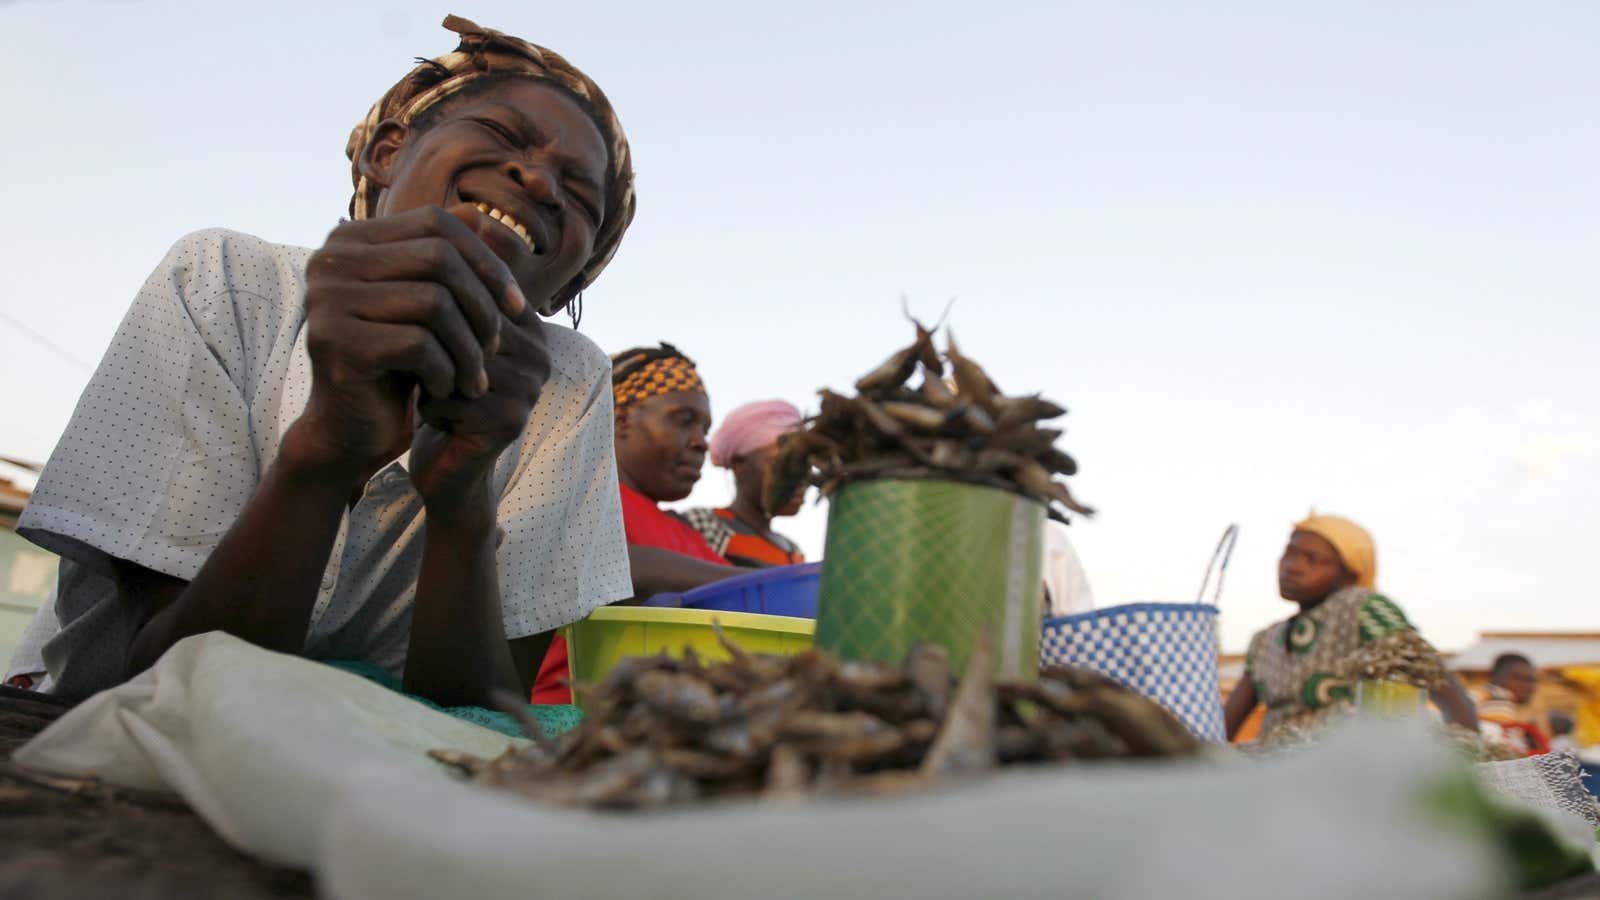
left=333, top=320, right=457, bottom=400
left=443, top=204, right=535, bottom=319
left=420, top=389, right=535, bottom=445
left=350, top=237, right=501, bottom=363
left=339, top=206, right=527, bottom=318
left=347, top=281, right=488, bottom=398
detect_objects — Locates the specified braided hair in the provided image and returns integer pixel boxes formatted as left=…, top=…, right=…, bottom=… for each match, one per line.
left=611, top=343, right=695, bottom=385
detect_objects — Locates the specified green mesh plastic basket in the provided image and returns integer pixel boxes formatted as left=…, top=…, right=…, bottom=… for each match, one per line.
left=813, top=478, right=1044, bottom=680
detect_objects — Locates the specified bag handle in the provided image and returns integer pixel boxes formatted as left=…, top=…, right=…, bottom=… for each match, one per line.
left=1194, top=524, right=1240, bottom=606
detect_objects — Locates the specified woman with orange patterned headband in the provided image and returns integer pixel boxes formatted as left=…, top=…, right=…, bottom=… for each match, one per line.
left=5, top=16, right=636, bottom=710
left=530, top=344, right=750, bottom=703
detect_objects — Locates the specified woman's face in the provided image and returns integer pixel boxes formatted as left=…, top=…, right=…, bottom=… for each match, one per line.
left=735, top=443, right=805, bottom=517
left=615, top=391, right=712, bottom=503
left=364, top=77, right=609, bottom=314
left=1278, top=531, right=1355, bottom=605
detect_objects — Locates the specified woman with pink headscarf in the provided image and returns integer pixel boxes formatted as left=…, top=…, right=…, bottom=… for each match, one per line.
left=681, top=400, right=807, bottom=567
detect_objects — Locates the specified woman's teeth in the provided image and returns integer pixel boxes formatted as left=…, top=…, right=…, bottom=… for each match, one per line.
left=471, top=201, right=537, bottom=253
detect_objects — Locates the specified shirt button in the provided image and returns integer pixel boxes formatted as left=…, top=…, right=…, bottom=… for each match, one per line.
left=321, top=574, right=335, bottom=591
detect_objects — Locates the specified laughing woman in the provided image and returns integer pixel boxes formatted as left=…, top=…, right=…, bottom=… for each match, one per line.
left=1224, top=514, right=1478, bottom=742
left=6, top=16, right=636, bottom=708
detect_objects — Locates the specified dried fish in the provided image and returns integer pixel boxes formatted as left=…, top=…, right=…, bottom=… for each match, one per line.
left=911, top=313, right=944, bottom=376
left=992, top=394, right=1067, bottom=429
left=771, top=318, right=1092, bottom=521
left=905, top=642, right=952, bottom=721
left=1038, top=447, right=1079, bottom=477
left=973, top=448, right=1029, bottom=474
left=838, top=453, right=922, bottom=479
left=661, top=747, right=754, bottom=779
left=636, top=670, right=723, bottom=725
left=925, top=440, right=977, bottom=471
left=996, top=726, right=1042, bottom=762
left=920, top=637, right=997, bottom=777
left=945, top=331, right=1002, bottom=410
left=427, top=748, right=490, bottom=777
left=957, top=403, right=997, bottom=435
left=763, top=431, right=833, bottom=516
left=764, top=743, right=811, bottom=797
left=919, top=371, right=960, bottom=409
left=835, top=659, right=908, bottom=691
left=855, top=396, right=908, bottom=439
left=431, top=635, right=1191, bottom=812
left=783, top=710, right=893, bottom=742
left=1013, top=458, right=1095, bottom=517
left=987, top=428, right=1064, bottom=457
left=854, top=308, right=942, bottom=397
left=854, top=344, right=922, bottom=398
left=880, top=401, right=954, bottom=432
left=1343, top=630, right=1450, bottom=691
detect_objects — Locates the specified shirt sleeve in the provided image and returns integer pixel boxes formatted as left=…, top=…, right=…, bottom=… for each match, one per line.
left=1355, top=592, right=1415, bottom=644
left=493, top=347, right=632, bottom=639
left=17, top=230, right=271, bottom=585
left=1042, top=522, right=1095, bottom=617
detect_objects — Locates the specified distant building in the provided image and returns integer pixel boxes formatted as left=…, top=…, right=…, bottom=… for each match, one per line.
left=1449, top=632, right=1600, bottom=674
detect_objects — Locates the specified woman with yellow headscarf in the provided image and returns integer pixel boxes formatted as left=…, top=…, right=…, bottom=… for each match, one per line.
left=1224, top=514, right=1478, bottom=742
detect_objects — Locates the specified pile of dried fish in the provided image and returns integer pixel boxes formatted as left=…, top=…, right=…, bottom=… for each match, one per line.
left=764, top=315, right=1092, bottom=522
left=1250, top=631, right=1493, bottom=758
left=1344, top=630, right=1451, bottom=692
left=431, top=632, right=1197, bottom=811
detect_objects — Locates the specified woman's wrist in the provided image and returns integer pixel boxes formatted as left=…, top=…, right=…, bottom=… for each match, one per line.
left=422, top=473, right=497, bottom=534
left=278, top=417, right=377, bottom=491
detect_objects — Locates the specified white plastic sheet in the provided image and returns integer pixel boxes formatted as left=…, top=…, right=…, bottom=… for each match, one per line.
left=12, top=632, right=520, bottom=865
left=318, top=730, right=1507, bottom=900
left=15, top=634, right=1511, bottom=899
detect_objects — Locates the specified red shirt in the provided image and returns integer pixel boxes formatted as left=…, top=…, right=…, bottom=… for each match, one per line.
left=619, top=484, right=731, bottom=564
left=531, top=484, right=729, bottom=704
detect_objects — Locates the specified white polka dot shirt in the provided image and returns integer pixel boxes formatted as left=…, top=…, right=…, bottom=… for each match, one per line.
left=8, top=229, right=631, bottom=699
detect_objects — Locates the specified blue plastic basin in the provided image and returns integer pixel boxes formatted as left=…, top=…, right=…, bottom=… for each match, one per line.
left=643, top=562, right=821, bottom=618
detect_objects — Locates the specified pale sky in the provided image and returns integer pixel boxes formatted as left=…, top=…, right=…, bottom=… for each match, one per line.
left=1, top=1, right=1595, bottom=652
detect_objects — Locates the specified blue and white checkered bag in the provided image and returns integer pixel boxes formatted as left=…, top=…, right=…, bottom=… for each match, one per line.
left=1039, top=526, right=1237, bottom=742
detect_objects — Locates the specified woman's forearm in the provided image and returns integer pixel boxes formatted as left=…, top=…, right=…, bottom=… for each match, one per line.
left=1431, top=675, right=1480, bottom=732
left=126, top=433, right=359, bottom=677
left=404, top=478, right=521, bottom=707
left=626, top=545, right=748, bottom=601
left=1223, top=678, right=1258, bottom=741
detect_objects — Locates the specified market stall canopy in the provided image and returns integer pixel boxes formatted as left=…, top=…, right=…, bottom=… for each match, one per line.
left=1449, top=632, right=1600, bottom=672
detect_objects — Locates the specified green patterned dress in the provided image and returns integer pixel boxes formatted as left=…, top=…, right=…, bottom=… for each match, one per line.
left=1244, top=586, right=1415, bottom=740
